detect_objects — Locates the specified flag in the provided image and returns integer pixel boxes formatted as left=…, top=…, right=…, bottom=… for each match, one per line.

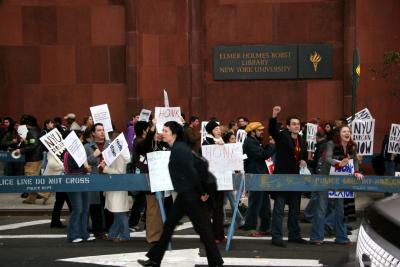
left=351, top=48, right=360, bottom=118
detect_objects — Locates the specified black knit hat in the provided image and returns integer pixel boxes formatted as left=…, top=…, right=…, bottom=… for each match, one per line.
left=205, top=120, right=219, bottom=134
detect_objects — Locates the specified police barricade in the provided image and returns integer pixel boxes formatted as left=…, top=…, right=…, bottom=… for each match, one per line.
left=0, top=172, right=399, bottom=251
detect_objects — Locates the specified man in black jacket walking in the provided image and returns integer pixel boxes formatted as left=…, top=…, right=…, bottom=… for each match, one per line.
left=240, top=122, right=274, bottom=236
left=269, top=106, right=308, bottom=247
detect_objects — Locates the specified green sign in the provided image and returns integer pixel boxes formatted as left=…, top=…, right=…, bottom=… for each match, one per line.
left=213, top=44, right=333, bottom=80
left=213, top=45, right=298, bottom=80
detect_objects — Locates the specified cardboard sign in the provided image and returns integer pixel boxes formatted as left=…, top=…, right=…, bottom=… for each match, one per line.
left=17, top=125, right=28, bottom=139
left=236, top=129, right=247, bottom=144
left=40, top=128, right=65, bottom=166
left=90, top=104, right=113, bottom=133
left=346, top=108, right=373, bottom=124
left=388, top=123, right=400, bottom=154
left=139, top=109, right=152, bottom=122
left=102, top=133, right=128, bottom=166
left=155, top=107, right=182, bottom=133
left=202, top=143, right=244, bottom=190
left=351, top=119, right=375, bottom=156
left=147, top=151, right=174, bottom=192
left=329, top=159, right=354, bottom=198
left=306, top=123, right=318, bottom=152
left=63, top=131, right=87, bottom=168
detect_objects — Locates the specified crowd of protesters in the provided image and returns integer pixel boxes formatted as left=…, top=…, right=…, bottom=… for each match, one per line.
left=0, top=107, right=399, bottom=255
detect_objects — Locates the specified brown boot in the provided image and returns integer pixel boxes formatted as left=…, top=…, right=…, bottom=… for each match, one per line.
left=22, top=193, right=37, bottom=204
left=38, top=192, right=51, bottom=205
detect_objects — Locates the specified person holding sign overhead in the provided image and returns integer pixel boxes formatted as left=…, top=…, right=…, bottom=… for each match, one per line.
left=138, top=121, right=223, bottom=267
left=309, top=125, right=363, bottom=246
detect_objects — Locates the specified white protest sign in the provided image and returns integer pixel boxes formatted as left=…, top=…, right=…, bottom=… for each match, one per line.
left=351, top=119, right=375, bottom=155
left=329, top=159, right=354, bottom=199
left=147, top=151, right=174, bottom=192
left=306, top=123, right=318, bottom=152
left=163, top=89, right=169, bottom=107
left=346, top=108, right=373, bottom=124
left=236, top=129, right=247, bottom=144
left=388, top=123, right=400, bottom=154
left=63, top=131, right=87, bottom=168
left=200, top=121, right=208, bottom=143
left=40, top=128, right=65, bottom=166
left=202, top=143, right=244, bottom=190
left=102, top=133, right=128, bottom=166
left=139, top=109, right=152, bottom=122
left=396, top=172, right=400, bottom=177
left=17, top=125, right=28, bottom=139
left=155, top=107, right=182, bottom=133
left=90, top=104, right=113, bottom=133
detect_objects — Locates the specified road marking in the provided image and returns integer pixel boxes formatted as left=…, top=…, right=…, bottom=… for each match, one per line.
left=59, top=248, right=323, bottom=267
left=0, top=220, right=52, bottom=231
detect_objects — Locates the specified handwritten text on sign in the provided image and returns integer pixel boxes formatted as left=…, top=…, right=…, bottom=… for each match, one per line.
left=90, top=104, right=113, bottom=133
left=40, top=128, right=65, bottom=166
left=329, top=159, right=354, bottom=198
left=306, top=123, right=317, bottom=152
left=155, top=107, right=182, bottom=133
left=388, top=123, right=400, bottom=154
left=346, top=108, right=373, bottom=124
left=351, top=119, right=375, bottom=156
left=147, top=151, right=174, bottom=192
left=63, top=131, right=87, bottom=168
left=102, top=133, right=128, bottom=166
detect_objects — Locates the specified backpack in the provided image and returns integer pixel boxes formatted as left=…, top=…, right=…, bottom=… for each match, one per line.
left=192, top=151, right=217, bottom=195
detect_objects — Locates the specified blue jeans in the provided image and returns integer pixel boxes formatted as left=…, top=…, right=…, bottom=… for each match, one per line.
left=271, top=192, right=301, bottom=240
left=67, top=192, right=90, bottom=241
left=243, top=191, right=271, bottom=232
left=303, top=192, right=318, bottom=221
left=310, top=192, right=349, bottom=243
left=108, top=212, right=130, bottom=240
left=223, top=191, right=244, bottom=223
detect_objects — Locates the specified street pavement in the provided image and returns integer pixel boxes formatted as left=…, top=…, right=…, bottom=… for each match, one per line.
left=0, top=192, right=387, bottom=267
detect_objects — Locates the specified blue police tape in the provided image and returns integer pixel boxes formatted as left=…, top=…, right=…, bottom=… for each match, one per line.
left=0, top=151, right=25, bottom=163
left=0, top=173, right=399, bottom=193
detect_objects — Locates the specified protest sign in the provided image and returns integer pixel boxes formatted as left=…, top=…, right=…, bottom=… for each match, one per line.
left=147, top=151, right=174, bottom=192
left=155, top=107, right=182, bottom=133
left=396, top=172, right=400, bottom=177
left=236, top=129, right=247, bottom=143
left=163, top=89, right=169, bottom=107
left=90, top=104, right=113, bottom=133
left=329, top=159, right=354, bottom=198
left=139, top=109, right=152, bottom=122
left=17, top=125, right=28, bottom=139
left=388, top=123, right=400, bottom=154
left=63, top=131, right=87, bottom=168
left=102, top=133, right=128, bottom=166
left=306, top=123, right=318, bottom=152
left=200, top=121, right=208, bottom=143
left=40, top=128, right=65, bottom=166
left=351, top=119, right=375, bottom=155
left=202, top=143, right=244, bottom=190
left=346, top=108, right=373, bottom=124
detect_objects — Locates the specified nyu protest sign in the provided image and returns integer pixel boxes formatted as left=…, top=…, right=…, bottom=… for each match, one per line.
left=306, top=123, right=317, bottom=152
left=102, top=133, right=128, bottom=166
left=388, top=123, right=400, bottom=154
left=90, top=104, right=113, bottom=133
left=63, top=131, right=87, bottom=167
left=236, top=129, right=247, bottom=143
left=351, top=119, right=375, bottom=155
left=155, top=107, right=182, bottom=133
left=40, top=128, right=65, bottom=166
left=346, top=108, right=373, bottom=124
left=328, top=159, right=354, bottom=198
left=139, top=109, right=152, bottom=122
left=147, top=151, right=174, bottom=192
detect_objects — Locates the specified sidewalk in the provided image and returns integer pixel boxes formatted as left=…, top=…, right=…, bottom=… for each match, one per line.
left=0, top=192, right=385, bottom=215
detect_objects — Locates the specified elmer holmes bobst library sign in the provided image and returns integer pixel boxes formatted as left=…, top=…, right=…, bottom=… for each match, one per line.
left=213, top=44, right=332, bottom=80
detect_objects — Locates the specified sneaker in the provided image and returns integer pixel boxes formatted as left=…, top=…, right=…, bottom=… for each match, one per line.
left=71, top=238, right=83, bottom=243
left=84, top=236, right=96, bottom=242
